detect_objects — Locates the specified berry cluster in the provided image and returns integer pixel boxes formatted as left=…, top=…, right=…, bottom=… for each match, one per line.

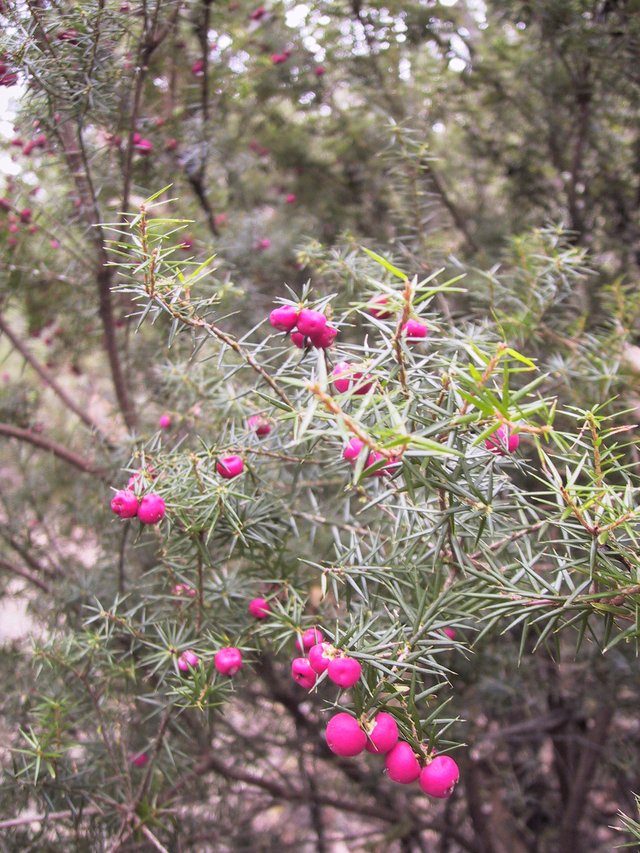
left=111, top=470, right=166, bottom=525
left=176, top=647, right=244, bottom=677
left=326, top=713, right=460, bottom=799
left=269, top=305, right=338, bottom=350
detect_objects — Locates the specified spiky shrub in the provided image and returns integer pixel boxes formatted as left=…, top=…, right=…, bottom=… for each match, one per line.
left=5, top=199, right=640, bottom=850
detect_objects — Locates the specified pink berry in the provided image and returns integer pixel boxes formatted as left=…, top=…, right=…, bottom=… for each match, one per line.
left=365, top=712, right=400, bottom=754
left=137, top=493, right=166, bottom=525
left=385, top=741, right=421, bottom=784
left=177, top=649, right=200, bottom=672
left=352, top=371, right=375, bottom=395
left=133, top=137, right=153, bottom=153
left=269, top=305, right=299, bottom=332
left=173, top=583, right=196, bottom=597
left=343, top=437, right=366, bottom=462
left=247, top=414, right=272, bottom=436
left=419, top=755, right=460, bottom=798
left=314, top=65, right=326, bottom=77
left=257, top=237, right=271, bottom=250
left=285, top=193, right=296, bottom=204
left=290, top=330, right=306, bottom=348
left=291, top=657, right=317, bottom=689
left=327, top=656, right=362, bottom=689
left=308, top=642, right=333, bottom=674
left=191, top=58, right=205, bottom=76
left=248, top=597, right=271, bottom=619
left=332, top=362, right=352, bottom=393
left=216, top=455, right=244, bottom=479
left=159, top=413, right=171, bottom=430
left=297, top=627, right=324, bottom=652
left=111, top=489, right=139, bottom=519
left=403, top=319, right=429, bottom=340
left=485, top=425, right=519, bottom=455
left=130, top=752, right=149, bottom=767
left=367, top=294, right=393, bottom=319
left=443, top=627, right=456, bottom=640
left=365, top=450, right=387, bottom=477
left=250, top=5, right=266, bottom=19
left=271, top=52, right=288, bottom=65
left=325, top=713, right=367, bottom=757
left=296, top=309, right=327, bottom=339
left=214, top=647, right=243, bottom=676
left=309, top=323, right=338, bottom=349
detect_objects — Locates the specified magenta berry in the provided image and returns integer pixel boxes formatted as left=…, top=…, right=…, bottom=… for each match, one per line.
left=130, top=752, right=149, bottom=767
left=419, top=755, right=460, bottom=798
left=290, top=330, right=306, bottom=348
left=247, top=414, right=271, bottom=437
left=352, top=371, right=374, bottom=395
left=158, top=413, right=171, bottom=430
left=333, top=361, right=352, bottom=393
left=443, top=627, right=456, bottom=640
left=248, top=597, right=271, bottom=619
left=485, top=425, right=520, bottom=455
left=308, top=642, right=333, bottom=674
left=173, top=583, right=196, bottom=598
left=269, top=305, right=299, bottom=332
left=343, top=437, right=365, bottom=462
left=137, top=493, right=166, bottom=525
left=297, top=627, right=324, bottom=652
left=296, top=308, right=327, bottom=339
left=403, top=319, right=429, bottom=340
left=325, top=713, right=367, bottom=757
left=364, top=712, right=399, bottom=754
left=177, top=649, right=200, bottom=672
left=111, top=489, right=139, bottom=519
left=216, top=455, right=244, bottom=479
left=309, top=323, right=338, bottom=349
left=365, top=450, right=387, bottom=477
left=327, top=655, right=362, bottom=689
left=367, top=294, right=393, bottom=319
left=285, top=193, right=297, bottom=204
left=214, top=647, right=243, bottom=676
left=385, top=741, right=421, bottom=784
left=291, top=657, right=317, bottom=689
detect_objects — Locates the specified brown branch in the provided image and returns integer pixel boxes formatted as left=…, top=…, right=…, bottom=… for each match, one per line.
left=0, top=557, right=50, bottom=593
left=0, top=807, right=101, bottom=830
left=0, top=313, right=111, bottom=444
left=0, top=422, right=106, bottom=479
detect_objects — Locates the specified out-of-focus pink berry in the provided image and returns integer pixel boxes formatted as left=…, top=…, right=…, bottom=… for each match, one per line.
left=111, top=489, right=139, bottom=518
left=402, top=319, right=429, bottom=340
left=130, top=752, right=149, bottom=767
left=314, top=65, right=326, bottom=77
left=285, top=193, right=296, bottom=204
left=137, top=493, right=166, bottom=524
left=257, top=237, right=271, bottom=250
left=248, top=597, right=271, bottom=619
left=216, top=455, right=244, bottom=479
left=343, top=438, right=365, bottom=462
left=191, top=59, right=205, bottom=76
left=158, top=413, right=172, bottom=430
left=177, top=649, right=200, bottom=672
left=367, top=294, right=393, bottom=319
left=214, top=647, right=243, bottom=676
left=485, top=425, right=520, bottom=455
left=443, top=627, right=456, bottom=640
left=247, top=414, right=272, bottom=436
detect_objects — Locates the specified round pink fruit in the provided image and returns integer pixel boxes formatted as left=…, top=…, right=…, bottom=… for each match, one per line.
left=269, top=305, right=299, bottom=332
left=248, top=597, right=271, bottom=619
left=364, top=712, right=399, bottom=754
left=343, top=437, right=365, bottom=462
left=159, top=413, right=171, bottom=430
left=403, top=319, right=429, bottom=340
left=308, top=642, right=333, bottom=674
left=419, top=755, right=460, bottom=798
left=367, top=294, right=393, bottom=319
left=325, top=712, right=367, bottom=757
left=217, top=455, right=244, bottom=479
left=485, top=425, right=519, bottom=455
left=247, top=414, right=272, bottom=436
left=327, top=656, right=362, bottom=689
left=215, top=647, right=243, bottom=676
left=297, top=627, right=324, bottom=652
left=130, top=752, right=149, bottom=767
left=385, top=741, right=421, bottom=784
left=296, top=309, right=327, bottom=339
left=309, top=323, right=337, bottom=349
left=332, top=361, right=352, bottom=393
left=111, top=489, right=139, bottom=518
left=443, top=627, right=456, bottom=640
left=177, top=649, right=200, bottom=672
left=291, top=330, right=306, bottom=348
left=291, top=657, right=317, bottom=689
left=137, top=493, right=166, bottom=525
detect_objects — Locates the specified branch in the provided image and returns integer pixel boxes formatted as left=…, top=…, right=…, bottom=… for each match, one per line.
left=0, top=557, right=50, bottom=593
left=0, top=312, right=111, bottom=444
left=0, top=422, right=107, bottom=479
